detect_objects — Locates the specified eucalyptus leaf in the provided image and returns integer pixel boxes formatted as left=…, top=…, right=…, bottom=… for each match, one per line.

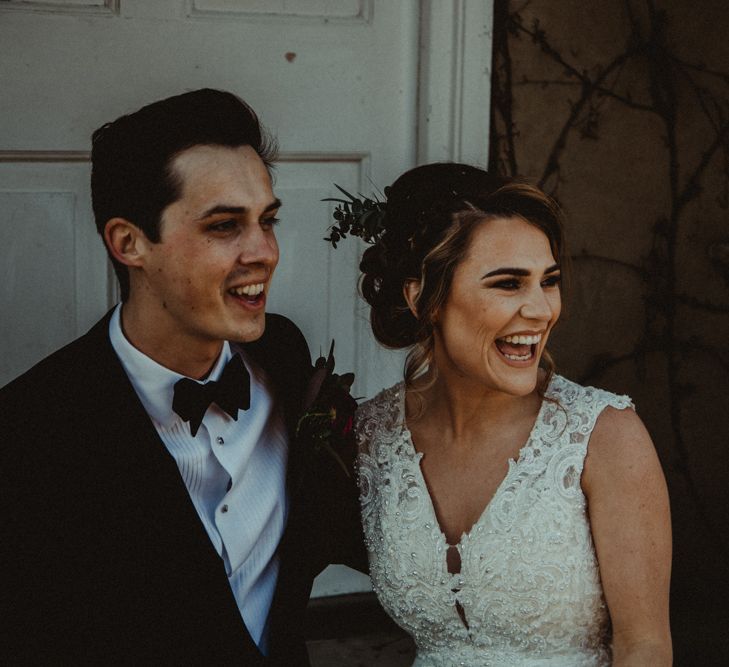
left=324, top=182, right=389, bottom=249
left=334, top=184, right=358, bottom=201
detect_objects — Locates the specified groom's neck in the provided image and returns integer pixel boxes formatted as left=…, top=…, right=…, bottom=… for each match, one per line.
left=119, top=299, right=224, bottom=380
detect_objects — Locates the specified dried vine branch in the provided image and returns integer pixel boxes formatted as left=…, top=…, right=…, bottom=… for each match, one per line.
left=571, top=252, right=648, bottom=279
left=490, top=0, right=729, bottom=554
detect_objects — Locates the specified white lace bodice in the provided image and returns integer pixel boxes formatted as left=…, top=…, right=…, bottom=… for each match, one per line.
left=356, top=374, right=633, bottom=667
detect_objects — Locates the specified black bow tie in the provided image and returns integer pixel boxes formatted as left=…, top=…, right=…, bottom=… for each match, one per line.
left=172, top=354, right=250, bottom=437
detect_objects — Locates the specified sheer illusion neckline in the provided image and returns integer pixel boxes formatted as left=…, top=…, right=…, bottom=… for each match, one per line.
left=396, top=381, right=551, bottom=551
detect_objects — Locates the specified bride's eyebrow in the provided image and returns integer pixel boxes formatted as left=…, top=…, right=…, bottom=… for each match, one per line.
left=481, top=264, right=560, bottom=279
left=482, top=267, right=530, bottom=278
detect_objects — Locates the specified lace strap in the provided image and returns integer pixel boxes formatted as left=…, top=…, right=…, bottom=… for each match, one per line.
left=546, top=375, right=635, bottom=450
left=587, top=386, right=635, bottom=427
left=354, top=383, right=404, bottom=457
left=354, top=406, right=372, bottom=456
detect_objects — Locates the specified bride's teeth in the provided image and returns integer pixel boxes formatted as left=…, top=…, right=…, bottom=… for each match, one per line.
left=502, top=333, right=542, bottom=345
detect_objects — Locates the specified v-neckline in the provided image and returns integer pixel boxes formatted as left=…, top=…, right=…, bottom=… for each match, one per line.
left=396, top=381, right=551, bottom=552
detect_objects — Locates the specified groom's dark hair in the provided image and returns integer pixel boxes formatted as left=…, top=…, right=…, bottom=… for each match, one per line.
left=91, top=88, right=277, bottom=301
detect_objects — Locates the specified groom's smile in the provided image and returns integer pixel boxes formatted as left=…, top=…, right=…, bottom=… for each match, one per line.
left=119, top=144, right=281, bottom=377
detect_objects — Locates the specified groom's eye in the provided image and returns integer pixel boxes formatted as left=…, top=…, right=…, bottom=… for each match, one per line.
left=208, top=219, right=237, bottom=232
left=261, top=216, right=280, bottom=230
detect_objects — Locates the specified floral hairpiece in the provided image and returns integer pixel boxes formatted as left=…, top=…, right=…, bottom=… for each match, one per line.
left=323, top=184, right=389, bottom=248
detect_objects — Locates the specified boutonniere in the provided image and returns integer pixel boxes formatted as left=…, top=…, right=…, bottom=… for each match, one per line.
left=297, top=342, right=357, bottom=478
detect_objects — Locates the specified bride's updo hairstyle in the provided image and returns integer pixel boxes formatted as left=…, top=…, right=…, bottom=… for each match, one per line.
left=359, top=162, right=566, bottom=391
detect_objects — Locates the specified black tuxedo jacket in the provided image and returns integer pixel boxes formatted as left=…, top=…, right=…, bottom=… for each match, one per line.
left=1, top=311, right=366, bottom=665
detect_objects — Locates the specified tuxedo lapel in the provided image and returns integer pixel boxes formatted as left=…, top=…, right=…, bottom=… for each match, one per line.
left=78, top=314, right=261, bottom=659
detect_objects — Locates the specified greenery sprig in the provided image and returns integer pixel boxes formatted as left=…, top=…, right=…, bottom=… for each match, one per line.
left=323, top=184, right=389, bottom=248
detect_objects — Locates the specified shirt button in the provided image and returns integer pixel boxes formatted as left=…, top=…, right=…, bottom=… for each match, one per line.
left=221, top=504, right=228, bottom=513
left=216, top=436, right=224, bottom=445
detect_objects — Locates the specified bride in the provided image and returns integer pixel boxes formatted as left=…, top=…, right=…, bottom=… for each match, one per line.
left=344, top=164, right=672, bottom=666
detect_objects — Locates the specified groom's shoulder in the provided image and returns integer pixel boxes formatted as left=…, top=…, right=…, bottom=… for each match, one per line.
left=0, top=313, right=112, bottom=408
left=263, top=312, right=308, bottom=349
left=244, top=312, right=311, bottom=367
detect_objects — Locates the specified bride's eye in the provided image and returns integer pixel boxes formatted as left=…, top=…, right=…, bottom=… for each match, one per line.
left=492, top=278, right=521, bottom=290
left=541, top=274, right=561, bottom=288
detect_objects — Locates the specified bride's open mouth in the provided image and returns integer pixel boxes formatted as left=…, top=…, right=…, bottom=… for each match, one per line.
left=494, top=332, right=542, bottom=362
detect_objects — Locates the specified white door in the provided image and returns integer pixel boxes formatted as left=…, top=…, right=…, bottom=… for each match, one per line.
left=0, top=0, right=493, bottom=594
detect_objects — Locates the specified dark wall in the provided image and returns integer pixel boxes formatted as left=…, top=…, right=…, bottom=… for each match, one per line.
left=490, top=1, right=729, bottom=664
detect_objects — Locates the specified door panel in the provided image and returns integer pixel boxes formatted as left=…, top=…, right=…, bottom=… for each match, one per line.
left=0, top=0, right=420, bottom=399
left=0, top=0, right=493, bottom=595
left=268, top=156, right=365, bottom=374
left=0, top=159, right=109, bottom=382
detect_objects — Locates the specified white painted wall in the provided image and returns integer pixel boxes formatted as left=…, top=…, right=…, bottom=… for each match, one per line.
left=0, top=0, right=494, bottom=596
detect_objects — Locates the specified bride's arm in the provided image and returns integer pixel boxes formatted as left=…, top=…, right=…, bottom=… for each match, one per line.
left=582, top=406, right=673, bottom=666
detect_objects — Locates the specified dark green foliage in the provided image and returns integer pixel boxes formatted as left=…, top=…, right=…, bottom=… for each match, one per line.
left=323, top=184, right=389, bottom=248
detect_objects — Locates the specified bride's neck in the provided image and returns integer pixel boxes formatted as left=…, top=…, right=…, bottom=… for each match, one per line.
left=407, top=368, right=530, bottom=443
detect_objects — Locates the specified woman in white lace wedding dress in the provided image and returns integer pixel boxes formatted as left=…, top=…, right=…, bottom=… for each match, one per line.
left=348, top=164, right=672, bottom=666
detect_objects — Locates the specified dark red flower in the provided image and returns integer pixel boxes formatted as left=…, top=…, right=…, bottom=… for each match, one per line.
left=296, top=341, right=357, bottom=477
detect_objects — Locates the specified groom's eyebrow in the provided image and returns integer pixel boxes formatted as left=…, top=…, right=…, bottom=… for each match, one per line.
left=197, top=198, right=282, bottom=220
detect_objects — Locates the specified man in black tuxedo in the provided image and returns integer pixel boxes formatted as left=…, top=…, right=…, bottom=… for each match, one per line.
left=1, top=89, right=365, bottom=665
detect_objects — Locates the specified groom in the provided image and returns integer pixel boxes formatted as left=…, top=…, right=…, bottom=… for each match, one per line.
left=1, top=89, right=364, bottom=665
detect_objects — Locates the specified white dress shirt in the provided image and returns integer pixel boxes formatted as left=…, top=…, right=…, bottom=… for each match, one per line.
left=108, top=305, right=288, bottom=654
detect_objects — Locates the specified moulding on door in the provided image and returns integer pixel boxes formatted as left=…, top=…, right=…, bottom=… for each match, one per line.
left=0, top=151, right=91, bottom=162
left=417, top=0, right=494, bottom=167
left=277, top=151, right=369, bottom=164
left=0, top=0, right=119, bottom=16
left=187, top=0, right=373, bottom=25
left=0, top=150, right=370, bottom=164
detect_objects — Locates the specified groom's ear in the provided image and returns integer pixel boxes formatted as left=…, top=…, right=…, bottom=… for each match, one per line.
left=403, top=279, right=421, bottom=318
left=104, top=217, right=148, bottom=268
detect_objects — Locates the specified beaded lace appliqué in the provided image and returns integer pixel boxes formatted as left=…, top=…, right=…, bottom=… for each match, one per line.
left=356, top=375, right=633, bottom=667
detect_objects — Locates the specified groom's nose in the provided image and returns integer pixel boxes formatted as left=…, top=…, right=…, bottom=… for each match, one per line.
left=236, top=222, right=279, bottom=270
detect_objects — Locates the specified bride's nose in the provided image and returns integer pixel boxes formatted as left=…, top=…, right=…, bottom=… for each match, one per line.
left=519, top=285, right=552, bottom=321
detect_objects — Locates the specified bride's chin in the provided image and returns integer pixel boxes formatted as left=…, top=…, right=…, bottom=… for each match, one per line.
left=492, top=369, right=540, bottom=396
